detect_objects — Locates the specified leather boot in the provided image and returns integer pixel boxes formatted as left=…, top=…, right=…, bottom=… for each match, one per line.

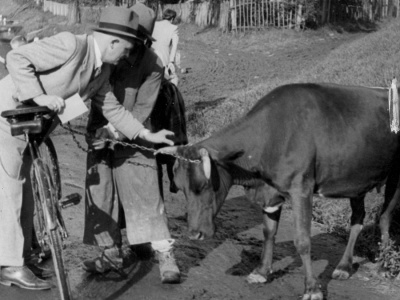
left=0, top=266, right=52, bottom=290
left=26, top=263, right=54, bottom=278
left=82, top=247, right=123, bottom=273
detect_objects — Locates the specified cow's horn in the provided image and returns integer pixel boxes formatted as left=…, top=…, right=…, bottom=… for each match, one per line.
left=199, top=148, right=211, bottom=179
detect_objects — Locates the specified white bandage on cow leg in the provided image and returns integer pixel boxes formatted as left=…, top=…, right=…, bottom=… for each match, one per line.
left=246, top=270, right=268, bottom=284
left=263, top=205, right=280, bottom=214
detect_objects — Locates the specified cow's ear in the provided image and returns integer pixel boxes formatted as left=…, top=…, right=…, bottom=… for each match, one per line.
left=222, top=150, right=245, bottom=162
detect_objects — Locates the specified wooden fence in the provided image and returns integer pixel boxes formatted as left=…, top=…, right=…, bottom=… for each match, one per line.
left=41, top=0, right=400, bottom=33
left=161, top=0, right=303, bottom=32
left=328, top=0, right=400, bottom=23
left=229, top=0, right=303, bottom=31
left=163, top=0, right=400, bottom=32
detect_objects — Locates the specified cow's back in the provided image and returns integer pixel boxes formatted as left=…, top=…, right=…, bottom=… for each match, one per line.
left=215, top=83, right=399, bottom=198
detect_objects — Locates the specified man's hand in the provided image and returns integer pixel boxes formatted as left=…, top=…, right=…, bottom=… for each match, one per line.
left=139, top=129, right=175, bottom=146
left=91, top=125, right=115, bottom=150
left=33, top=94, right=65, bottom=112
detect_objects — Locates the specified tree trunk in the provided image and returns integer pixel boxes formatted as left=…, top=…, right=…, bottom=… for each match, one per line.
left=327, top=0, right=331, bottom=23
left=67, top=0, right=80, bottom=25
left=321, top=0, right=328, bottom=24
left=388, top=0, right=394, bottom=17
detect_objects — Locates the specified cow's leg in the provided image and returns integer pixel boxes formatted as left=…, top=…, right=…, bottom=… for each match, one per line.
left=246, top=202, right=282, bottom=284
left=291, top=188, right=323, bottom=300
left=332, top=196, right=365, bottom=280
left=380, top=170, right=400, bottom=248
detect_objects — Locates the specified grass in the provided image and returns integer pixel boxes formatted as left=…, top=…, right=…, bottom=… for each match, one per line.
left=199, top=19, right=400, bottom=137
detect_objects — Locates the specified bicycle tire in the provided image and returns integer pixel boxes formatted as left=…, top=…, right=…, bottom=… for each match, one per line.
left=31, top=158, right=71, bottom=300
left=41, top=138, right=62, bottom=200
left=33, top=137, right=63, bottom=260
left=50, top=228, right=71, bottom=300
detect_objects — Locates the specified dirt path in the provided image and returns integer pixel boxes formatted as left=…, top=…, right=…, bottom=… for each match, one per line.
left=1, top=21, right=400, bottom=300
left=177, top=25, right=361, bottom=108
left=31, top=131, right=400, bottom=300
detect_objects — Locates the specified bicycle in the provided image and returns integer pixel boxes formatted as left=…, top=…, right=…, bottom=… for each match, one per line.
left=1, top=105, right=79, bottom=300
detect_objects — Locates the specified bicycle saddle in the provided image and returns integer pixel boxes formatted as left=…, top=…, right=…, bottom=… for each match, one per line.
left=1, top=104, right=50, bottom=118
left=1, top=104, right=51, bottom=136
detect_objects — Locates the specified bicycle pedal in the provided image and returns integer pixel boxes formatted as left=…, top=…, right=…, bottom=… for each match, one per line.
left=60, top=193, right=81, bottom=208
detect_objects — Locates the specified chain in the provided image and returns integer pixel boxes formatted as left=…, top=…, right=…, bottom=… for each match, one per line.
left=59, top=123, right=201, bottom=164
left=60, top=123, right=91, bottom=153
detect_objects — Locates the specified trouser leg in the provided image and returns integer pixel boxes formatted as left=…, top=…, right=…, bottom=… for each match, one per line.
left=0, top=136, right=28, bottom=266
left=83, top=149, right=121, bottom=248
left=21, top=150, right=34, bottom=258
left=113, top=156, right=171, bottom=245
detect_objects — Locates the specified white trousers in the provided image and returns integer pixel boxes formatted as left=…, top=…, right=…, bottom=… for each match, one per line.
left=0, top=126, right=32, bottom=267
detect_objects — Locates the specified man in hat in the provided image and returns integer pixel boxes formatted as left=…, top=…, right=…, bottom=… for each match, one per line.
left=82, top=2, right=181, bottom=284
left=0, top=6, right=173, bottom=290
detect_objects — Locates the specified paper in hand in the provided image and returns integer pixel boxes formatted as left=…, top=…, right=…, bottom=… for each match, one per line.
left=58, top=93, right=88, bottom=124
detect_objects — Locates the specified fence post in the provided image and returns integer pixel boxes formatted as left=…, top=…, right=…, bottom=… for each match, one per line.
left=295, top=3, right=302, bottom=31
left=229, top=0, right=237, bottom=31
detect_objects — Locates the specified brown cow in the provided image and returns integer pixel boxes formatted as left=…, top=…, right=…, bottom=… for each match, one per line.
left=157, top=83, right=400, bottom=300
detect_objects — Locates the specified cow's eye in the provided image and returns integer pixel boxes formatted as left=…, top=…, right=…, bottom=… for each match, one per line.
left=193, top=180, right=208, bottom=195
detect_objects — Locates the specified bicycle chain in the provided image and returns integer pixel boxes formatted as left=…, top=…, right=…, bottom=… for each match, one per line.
left=59, top=123, right=201, bottom=164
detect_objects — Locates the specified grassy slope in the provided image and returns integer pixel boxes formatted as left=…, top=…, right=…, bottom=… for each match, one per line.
left=203, top=19, right=400, bottom=136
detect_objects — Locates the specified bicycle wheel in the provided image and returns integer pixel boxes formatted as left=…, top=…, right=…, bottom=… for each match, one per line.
left=50, top=227, right=71, bottom=300
left=31, top=158, right=71, bottom=300
left=41, top=137, right=62, bottom=200
left=33, top=138, right=63, bottom=260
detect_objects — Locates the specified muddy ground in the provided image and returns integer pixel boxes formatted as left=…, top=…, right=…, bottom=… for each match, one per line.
left=1, top=11, right=400, bottom=300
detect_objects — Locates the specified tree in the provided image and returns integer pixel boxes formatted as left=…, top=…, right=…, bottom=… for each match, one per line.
left=67, top=0, right=81, bottom=24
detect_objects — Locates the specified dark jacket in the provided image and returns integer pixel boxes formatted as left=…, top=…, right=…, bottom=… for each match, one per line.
left=150, top=79, right=188, bottom=147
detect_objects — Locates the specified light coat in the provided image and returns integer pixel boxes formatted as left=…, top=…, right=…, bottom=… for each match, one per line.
left=0, top=32, right=142, bottom=266
left=151, top=20, right=179, bottom=67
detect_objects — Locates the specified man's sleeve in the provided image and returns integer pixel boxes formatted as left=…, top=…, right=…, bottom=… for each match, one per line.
left=130, top=55, right=164, bottom=124
left=169, top=26, right=179, bottom=63
left=91, top=75, right=144, bottom=140
left=6, top=32, right=77, bottom=101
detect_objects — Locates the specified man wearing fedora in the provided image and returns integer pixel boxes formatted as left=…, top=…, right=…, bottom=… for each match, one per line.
left=82, top=2, right=181, bottom=284
left=0, top=6, right=173, bottom=290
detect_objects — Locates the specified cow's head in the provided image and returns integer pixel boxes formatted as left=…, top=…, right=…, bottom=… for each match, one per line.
left=158, top=146, right=231, bottom=240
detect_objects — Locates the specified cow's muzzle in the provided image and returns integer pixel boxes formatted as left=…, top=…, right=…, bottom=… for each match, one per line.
left=188, top=225, right=214, bottom=240
left=189, top=231, right=205, bottom=240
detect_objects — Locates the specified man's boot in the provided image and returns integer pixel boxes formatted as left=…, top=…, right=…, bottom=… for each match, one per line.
left=82, top=246, right=123, bottom=274
left=155, top=250, right=180, bottom=284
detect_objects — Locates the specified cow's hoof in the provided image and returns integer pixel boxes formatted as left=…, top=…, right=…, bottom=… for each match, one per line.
left=246, top=271, right=267, bottom=284
left=332, top=268, right=350, bottom=280
left=302, top=291, right=324, bottom=300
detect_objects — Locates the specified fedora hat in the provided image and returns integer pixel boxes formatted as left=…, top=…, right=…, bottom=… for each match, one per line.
left=130, top=2, right=156, bottom=42
left=94, top=6, right=140, bottom=40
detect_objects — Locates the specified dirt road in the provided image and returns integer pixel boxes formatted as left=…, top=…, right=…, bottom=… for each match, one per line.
left=1, top=23, right=400, bottom=300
